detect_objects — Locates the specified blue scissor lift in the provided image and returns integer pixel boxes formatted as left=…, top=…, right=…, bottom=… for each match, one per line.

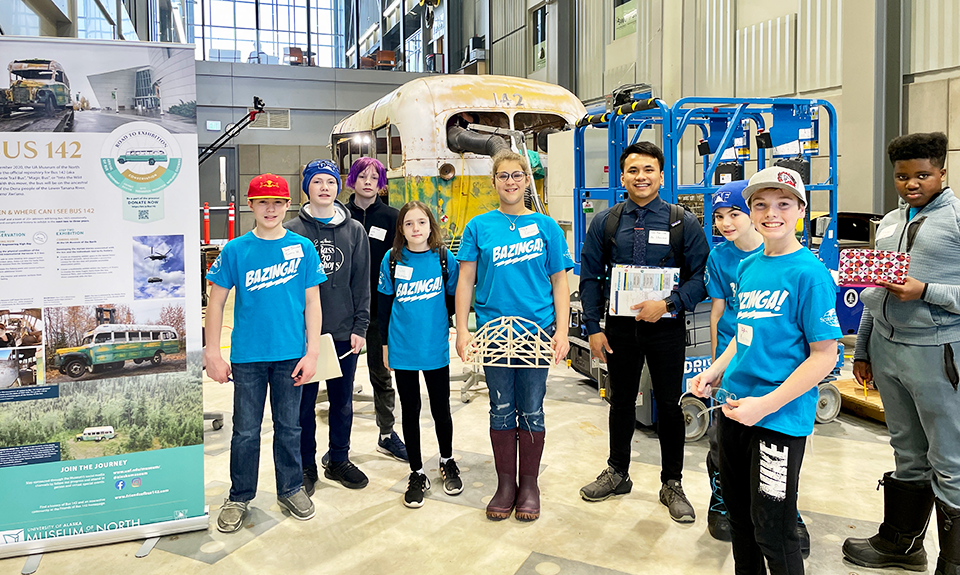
left=567, top=93, right=846, bottom=441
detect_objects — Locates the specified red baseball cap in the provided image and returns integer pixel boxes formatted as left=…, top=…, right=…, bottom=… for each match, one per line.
left=248, top=174, right=290, bottom=200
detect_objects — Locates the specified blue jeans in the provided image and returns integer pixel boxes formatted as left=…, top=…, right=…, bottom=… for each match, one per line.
left=300, top=339, right=359, bottom=466
left=229, top=358, right=303, bottom=501
left=483, top=365, right=548, bottom=432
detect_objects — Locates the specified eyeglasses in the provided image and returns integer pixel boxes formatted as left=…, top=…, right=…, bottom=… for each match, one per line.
left=678, top=387, right=738, bottom=418
left=496, top=171, right=527, bottom=183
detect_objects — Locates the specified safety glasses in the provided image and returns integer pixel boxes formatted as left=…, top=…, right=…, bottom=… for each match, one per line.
left=678, top=387, right=738, bottom=419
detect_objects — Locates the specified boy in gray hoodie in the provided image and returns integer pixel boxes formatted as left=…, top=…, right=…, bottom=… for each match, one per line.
left=286, top=159, right=372, bottom=491
left=843, top=132, right=960, bottom=575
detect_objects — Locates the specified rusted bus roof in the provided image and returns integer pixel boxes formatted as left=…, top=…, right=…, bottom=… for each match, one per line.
left=331, top=75, right=586, bottom=157
left=9, top=59, right=65, bottom=74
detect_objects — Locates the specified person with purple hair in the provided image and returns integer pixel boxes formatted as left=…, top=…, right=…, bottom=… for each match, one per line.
left=345, top=157, right=408, bottom=462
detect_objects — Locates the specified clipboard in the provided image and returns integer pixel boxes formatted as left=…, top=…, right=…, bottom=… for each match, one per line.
left=307, top=333, right=343, bottom=383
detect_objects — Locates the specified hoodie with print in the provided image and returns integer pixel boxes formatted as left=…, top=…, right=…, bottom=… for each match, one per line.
left=285, top=200, right=370, bottom=340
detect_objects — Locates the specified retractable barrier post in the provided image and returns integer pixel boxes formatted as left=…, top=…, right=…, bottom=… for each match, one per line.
left=227, top=202, right=235, bottom=240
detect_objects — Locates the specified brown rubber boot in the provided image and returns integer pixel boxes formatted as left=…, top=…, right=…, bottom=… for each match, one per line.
left=486, top=428, right=517, bottom=521
left=515, top=430, right=545, bottom=522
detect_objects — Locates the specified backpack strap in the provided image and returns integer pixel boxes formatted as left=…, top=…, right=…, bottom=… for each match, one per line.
left=388, top=249, right=397, bottom=289
left=439, top=244, right=449, bottom=286
left=601, top=201, right=626, bottom=271
left=657, top=203, right=688, bottom=281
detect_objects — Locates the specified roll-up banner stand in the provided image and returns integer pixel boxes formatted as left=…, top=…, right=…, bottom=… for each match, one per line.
left=0, top=37, right=207, bottom=558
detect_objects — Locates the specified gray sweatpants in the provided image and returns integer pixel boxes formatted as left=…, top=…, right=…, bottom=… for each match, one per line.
left=870, top=331, right=960, bottom=506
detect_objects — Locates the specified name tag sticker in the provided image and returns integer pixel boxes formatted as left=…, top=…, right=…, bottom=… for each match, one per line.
left=395, top=265, right=413, bottom=280
left=519, top=223, right=539, bottom=238
left=369, top=226, right=387, bottom=241
left=737, top=323, right=753, bottom=346
left=875, top=225, right=896, bottom=240
left=282, top=244, right=304, bottom=260
left=649, top=230, right=670, bottom=245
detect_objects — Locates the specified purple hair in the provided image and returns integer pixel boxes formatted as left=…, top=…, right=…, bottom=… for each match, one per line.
left=345, top=157, right=387, bottom=192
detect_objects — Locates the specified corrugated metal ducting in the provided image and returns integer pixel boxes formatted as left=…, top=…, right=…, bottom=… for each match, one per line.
left=696, top=0, right=735, bottom=97
left=577, top=0, right=606, bottom=101
left=905, top=0, right=960, bottom=74
left=736, top=13, right=797, bottom=97
left=798, top=0, right=842, bottom=92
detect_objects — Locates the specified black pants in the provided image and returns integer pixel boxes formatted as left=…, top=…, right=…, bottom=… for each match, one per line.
left=718, top=413, right=806, bottom=575
left=604, top=315, right=686, bottom=483
left=395, top=366, right=454, bottom=473
left=366, top=318, right=396, bottom=435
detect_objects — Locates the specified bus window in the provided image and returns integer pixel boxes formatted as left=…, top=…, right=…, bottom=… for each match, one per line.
left=94, top=333, right=111, bottom=343
left=335, top=132, right=375, bottom=175
left=152, top=331, right=161, bottom=340
left=129, top=332, right=140, bottom=341
left=165, top=331, right=177, bottom=340
left=388, top=125, right=402, bottom=170
left=445, top=111, right=510, bottom=154
left=374, top=126, right=390, bottom=169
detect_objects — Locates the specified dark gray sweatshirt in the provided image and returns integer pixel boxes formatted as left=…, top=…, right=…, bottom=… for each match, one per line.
left=285, top=200, right=370, bottom=341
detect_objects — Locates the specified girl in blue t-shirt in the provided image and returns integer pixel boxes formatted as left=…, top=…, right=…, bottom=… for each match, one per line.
left=455, top=149, right=574, bottom=523
left=378, top=201, right=460, bottom=509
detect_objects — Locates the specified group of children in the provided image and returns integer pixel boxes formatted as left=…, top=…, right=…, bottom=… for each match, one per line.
left=204, top=132, right=960, bottom=575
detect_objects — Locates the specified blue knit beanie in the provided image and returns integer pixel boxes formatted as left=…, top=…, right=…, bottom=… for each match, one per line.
left=302, top=159, right=341, bottom=196
left=712, top=179, right=751, bottom=215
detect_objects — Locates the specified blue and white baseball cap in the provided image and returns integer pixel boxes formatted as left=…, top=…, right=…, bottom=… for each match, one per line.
left=712, top=180, right=750, bottom=214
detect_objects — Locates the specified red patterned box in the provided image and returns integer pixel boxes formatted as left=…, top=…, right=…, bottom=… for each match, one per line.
left=839, top=249, right=910, bottom=287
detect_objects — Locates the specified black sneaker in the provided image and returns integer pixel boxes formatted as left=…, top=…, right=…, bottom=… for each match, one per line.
left=303, top=465, right=319, bottom=497
left=439, top=458, right=463, bottom=496
left=659, top=480, right=696, bottom=523
left=580, top=467, right=633, bottom=502
left=403, top=472, right=430, bottom=508
left=324, top=459, right=369, bottom=489
left=377, top=432, right=409, bottom=462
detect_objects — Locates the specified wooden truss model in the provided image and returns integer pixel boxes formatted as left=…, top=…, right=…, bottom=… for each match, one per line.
left=466, top=316, right=554, bottom=368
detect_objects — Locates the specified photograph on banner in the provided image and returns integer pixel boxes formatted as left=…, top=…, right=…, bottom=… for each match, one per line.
left=0, top=44, right=196, bottom=134
left=44, top=300, right=186, bottom=383
left=133, top=234, right=185, bottom=299
left=0, top=369, right=202, bottom=464
left=0, top=309, right=48, bottom=400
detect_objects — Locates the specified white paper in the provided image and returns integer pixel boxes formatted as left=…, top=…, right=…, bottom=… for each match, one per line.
left=282, top=244, right=304, bottom=260
left=648, top=230, right=670, bottom=245
left=369, top=226, right=387, bottom=241
left=876, top=225, right=896, bottom=240
left=519, top=223, right=539, bottom=238
left=737, top=323, right=753, bottom=346
left=395, top=265, right=413, bottom=280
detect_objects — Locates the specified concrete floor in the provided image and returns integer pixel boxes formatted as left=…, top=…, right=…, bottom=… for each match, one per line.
left=0, top=303, right=936, bottom=574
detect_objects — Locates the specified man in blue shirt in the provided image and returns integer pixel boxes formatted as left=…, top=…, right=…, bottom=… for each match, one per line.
left=578, top=141, right=710, bottom=523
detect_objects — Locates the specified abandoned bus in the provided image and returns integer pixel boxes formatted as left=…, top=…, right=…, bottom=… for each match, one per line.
left=0, top=59, right=71, bottom=116
left=54, top=324, right=179, bottom=379
left=75, top=426, right=116, bottom=442
left=330, top=75, right=585, bottom=249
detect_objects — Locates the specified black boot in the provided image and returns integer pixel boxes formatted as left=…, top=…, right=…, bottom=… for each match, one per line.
left=935, top=499, right=960, bottom=575
left=842, top=472, right=933, bottom=572
left=706, top=456, right=731, bottom=542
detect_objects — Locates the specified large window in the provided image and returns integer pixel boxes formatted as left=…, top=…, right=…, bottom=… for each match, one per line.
left=191, top=0, right=343, bottom=67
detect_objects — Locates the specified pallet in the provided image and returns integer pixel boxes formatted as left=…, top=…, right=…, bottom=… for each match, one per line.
left=835, top=377, right=886, bottom=423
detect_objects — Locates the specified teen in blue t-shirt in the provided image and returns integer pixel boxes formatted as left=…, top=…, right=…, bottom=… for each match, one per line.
left=204, top=174, right=325, bottom=533
left=455, top=150, right=574, bottom=523
left=377, top=201, right=460, bottom=509
left=691, top=167, right=840, bottom=574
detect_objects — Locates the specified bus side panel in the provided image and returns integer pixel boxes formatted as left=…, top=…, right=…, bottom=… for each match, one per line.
left=388, top=175, right=499, bottom=247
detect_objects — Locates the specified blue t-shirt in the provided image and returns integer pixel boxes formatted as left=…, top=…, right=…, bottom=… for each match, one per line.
left=456, top=211, right=574, bottom=330
left=724, top=248, right=841, bottom=437
left=378, top=247, right=459, bottom=371
left=705, top=241, right=764, bottom=353
left=206, top=230, right=326, bottom=363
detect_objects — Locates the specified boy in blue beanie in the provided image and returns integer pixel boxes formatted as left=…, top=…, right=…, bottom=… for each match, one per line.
left=286, top=159, right=372, bottom=491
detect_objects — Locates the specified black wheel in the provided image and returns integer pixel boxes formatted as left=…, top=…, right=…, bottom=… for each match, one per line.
left=118, top=158, right=125, bottom=164
left=148, top=158, right=155, bottom=165
left=96, top=436, right=103, bottom=442
left=44, top=95, right=56, bottom=116
left=680, top=396, right=709, bottom=442
left=133, top=358, right=143, bottom=364
left=64, top=359, right=86, bottom=379
left=815, top=382, right=842, bottom=424
left=212, top=418, right=223, bottom=431
left=151, top=351, right=163, bottom=365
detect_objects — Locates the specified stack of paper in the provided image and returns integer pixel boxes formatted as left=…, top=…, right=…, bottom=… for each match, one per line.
left=608, top=265, right=680, bottom=317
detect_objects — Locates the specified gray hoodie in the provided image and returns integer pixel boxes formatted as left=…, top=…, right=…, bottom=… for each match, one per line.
left=855, top=188, right=960, bottom=359
left=285, top=200, right=370, bottom=341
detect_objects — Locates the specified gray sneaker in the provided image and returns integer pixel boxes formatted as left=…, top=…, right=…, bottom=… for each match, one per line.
left=278, top=487, right=316, bottom=521
left=580, top=466, right=633, bottom=501
left=660, top=479, right=696, bottom=523
left=217, top=499, right=248, bottom=533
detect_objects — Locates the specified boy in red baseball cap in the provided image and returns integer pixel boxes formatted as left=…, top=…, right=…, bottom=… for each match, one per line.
left=205, top=174, right=327, bottom=532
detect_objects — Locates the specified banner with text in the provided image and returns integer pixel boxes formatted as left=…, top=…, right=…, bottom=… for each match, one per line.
left=0, top=37, right=205, bottom=555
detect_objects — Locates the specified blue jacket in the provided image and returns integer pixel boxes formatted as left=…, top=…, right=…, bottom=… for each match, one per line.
left=579, top=195, right=710, bottom=335
left=855, top=188, right=960, bottom=357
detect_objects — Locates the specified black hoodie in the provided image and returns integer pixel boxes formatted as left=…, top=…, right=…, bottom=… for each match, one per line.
left=346, top=194, right=399, bottom=316
left=285, top=200, right=370, bottom=340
